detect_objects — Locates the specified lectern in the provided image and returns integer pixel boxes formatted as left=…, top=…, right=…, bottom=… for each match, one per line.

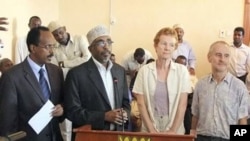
left=74, top=125, right=195, bottom=141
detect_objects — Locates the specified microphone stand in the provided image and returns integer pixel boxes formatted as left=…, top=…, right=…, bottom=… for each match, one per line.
left=113, top=77, right=124, bottom=132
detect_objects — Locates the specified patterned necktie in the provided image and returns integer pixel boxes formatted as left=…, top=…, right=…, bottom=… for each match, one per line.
left=39, top=68, right=50, bottom=100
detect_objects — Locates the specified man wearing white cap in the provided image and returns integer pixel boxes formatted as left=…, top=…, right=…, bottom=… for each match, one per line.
left=47, top=21, right=91, bottom=78
left=172, top=24, right=196, bottom=75
left=64, top=25, right=130, bottom=140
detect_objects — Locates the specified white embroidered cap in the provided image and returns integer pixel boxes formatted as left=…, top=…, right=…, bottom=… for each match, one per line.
left=173, top=24, right=184, bottom=30
left=86, top=25, right=110, bottom=45
left=48, top=21, right=63, bottom=32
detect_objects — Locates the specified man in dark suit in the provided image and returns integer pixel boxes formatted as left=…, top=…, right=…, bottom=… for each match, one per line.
left=0, top=26, right=64, bottom=141
left=64, top=25, right=130, bottom=137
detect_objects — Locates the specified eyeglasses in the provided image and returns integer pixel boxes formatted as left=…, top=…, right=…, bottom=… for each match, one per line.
left=38, top=44, right=56, bottom=50
left=159, top=42, right=176, bottom=48
left=93, top=40, right=114, bottom=48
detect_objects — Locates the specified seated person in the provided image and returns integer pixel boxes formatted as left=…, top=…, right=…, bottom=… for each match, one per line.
left=110, top=53, right=116, bottom=63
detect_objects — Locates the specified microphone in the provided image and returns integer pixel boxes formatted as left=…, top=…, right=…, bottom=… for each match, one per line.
left=0, top=131, right=26, bottom=141
left=113, top=77, right=119, bottom=109
left=113, top=77, right=124, bottom=132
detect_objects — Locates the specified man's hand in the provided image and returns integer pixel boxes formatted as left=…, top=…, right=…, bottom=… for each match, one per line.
left=51, top=104, right=64, bottom=117
left=0, top=17, right=8, bottom=31
left=165, top=128, right=176, bottom=134
left=129, top=70, right=137, bottom=79
left=105, top=108, right=128, bottom=125
left=190, top=129, right=197, bottom=138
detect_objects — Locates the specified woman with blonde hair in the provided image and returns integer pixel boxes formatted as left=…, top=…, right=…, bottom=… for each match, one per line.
left=132, top=27, right=190, bottom=134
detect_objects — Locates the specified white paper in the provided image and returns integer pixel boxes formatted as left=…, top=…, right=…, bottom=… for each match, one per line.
left=28, top=100, right=55, bottom=134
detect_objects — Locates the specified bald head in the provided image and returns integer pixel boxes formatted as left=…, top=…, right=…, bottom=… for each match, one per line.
left=0, top=58, right=13, bottom=73
left=207, top=41, right=230, bottom=73
left=208, top=41, right=230, bottom=56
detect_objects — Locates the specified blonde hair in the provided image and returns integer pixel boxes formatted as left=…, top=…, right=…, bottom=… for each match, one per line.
left=153, top=27, right=178, bottom=47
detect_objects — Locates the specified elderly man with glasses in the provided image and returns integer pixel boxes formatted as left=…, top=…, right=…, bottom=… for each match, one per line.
left=64, top=25, right=131, bottom=140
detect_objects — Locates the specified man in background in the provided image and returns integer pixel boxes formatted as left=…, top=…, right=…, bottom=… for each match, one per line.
left=229, top=27, right=250, bottom=90
left=110, top=53, right=116, bottom=63
left=121, top=48, right=152, bottom=85
left=15, top=16, right=42, bottom=64
left=172, top=24, right=196, bottom=75
left=48, top=21, right=91, bottom=78
left=0, top=58, right=13, bottom=77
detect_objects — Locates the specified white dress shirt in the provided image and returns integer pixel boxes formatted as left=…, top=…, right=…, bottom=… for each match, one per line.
left=15, top=36, right=29, bottom=64
left=229, top=43, right=250, bottom=91
left=172, top=40, right=196, bottom=69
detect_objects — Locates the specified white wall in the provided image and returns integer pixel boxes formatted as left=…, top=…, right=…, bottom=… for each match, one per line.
left=0, top=0, right=245, bottom=78
left=0, top=0, right=59, bottom=61
left=58, top=0, right=244, bottom=78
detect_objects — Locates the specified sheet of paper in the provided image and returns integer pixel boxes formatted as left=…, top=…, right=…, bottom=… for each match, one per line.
left=28, top=100, right=54, bottom=134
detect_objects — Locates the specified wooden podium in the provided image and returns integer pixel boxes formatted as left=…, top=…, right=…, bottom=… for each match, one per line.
left=74, top=125, right=195, bottom=141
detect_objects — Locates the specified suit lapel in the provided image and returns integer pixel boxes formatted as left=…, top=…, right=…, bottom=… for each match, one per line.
left=46, top=64, right=55, bottom=102
left=22, top=59, right=47, bottom=103
left=88, top=59, right=111, bottom=107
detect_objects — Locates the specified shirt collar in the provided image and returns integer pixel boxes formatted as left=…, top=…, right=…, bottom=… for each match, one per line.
left=57, top=33, right=73, bottom=47
left=148, top=60, right=177, bottom=71
left=208, top=72, right=231, bottom=84
left=231, top=43, right=246, bottom=49
left=27, top=56, right=46, bottom=73
left=92, top=57, right=113, bottom=71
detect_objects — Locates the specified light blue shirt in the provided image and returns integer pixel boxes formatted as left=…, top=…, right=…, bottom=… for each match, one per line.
left=192, top=72, right=249, bottom=139
left=27, top=56, right=51, bottom=91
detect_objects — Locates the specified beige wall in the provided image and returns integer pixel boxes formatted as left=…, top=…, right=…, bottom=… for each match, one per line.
left=58, top=0, right=244, bottom=78
left=0, top=0, right=245, bottom=78
left=0, top=0, right=59, bottom=61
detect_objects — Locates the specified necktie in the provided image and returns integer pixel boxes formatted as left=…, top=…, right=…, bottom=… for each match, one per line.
left=39, top=68, right=50, bottom=100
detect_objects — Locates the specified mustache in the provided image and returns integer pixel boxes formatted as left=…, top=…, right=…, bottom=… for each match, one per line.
left=218, top=62, right=227, bottom=65
left=47, top=53, right=54, bottom=58
left=101, top=50, right=111, bottom=55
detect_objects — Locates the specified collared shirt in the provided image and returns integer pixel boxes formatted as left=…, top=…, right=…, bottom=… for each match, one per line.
left=172, top=40, right=196, bottom=69
left=229, top=43, right=250, bottom=92
left=92, top=57, right=114, bottom=130
left=121, top=49, right=153, bottom=71
left=15, top=36, right=29, bottom=64
left=27, top=56, right=51, bottom=91
left=53, top=34, right=91, bottom=68
left=229, top=43, right=250, bottom=77
left=192, top=72, right=249, bottom=139
left=121, top=49, right=153, bottom=85
left=92, top=57, right=114, bottom=109
left=132, top=61, right=190, bottom=133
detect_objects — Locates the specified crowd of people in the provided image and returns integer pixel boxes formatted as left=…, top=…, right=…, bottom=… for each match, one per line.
left=0, top=16, right=250, bottom=141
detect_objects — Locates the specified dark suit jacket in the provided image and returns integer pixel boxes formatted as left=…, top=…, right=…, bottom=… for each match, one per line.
left=0, top=59, right=64, bottom=141
left=64, top=58, right=131, bottom=130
